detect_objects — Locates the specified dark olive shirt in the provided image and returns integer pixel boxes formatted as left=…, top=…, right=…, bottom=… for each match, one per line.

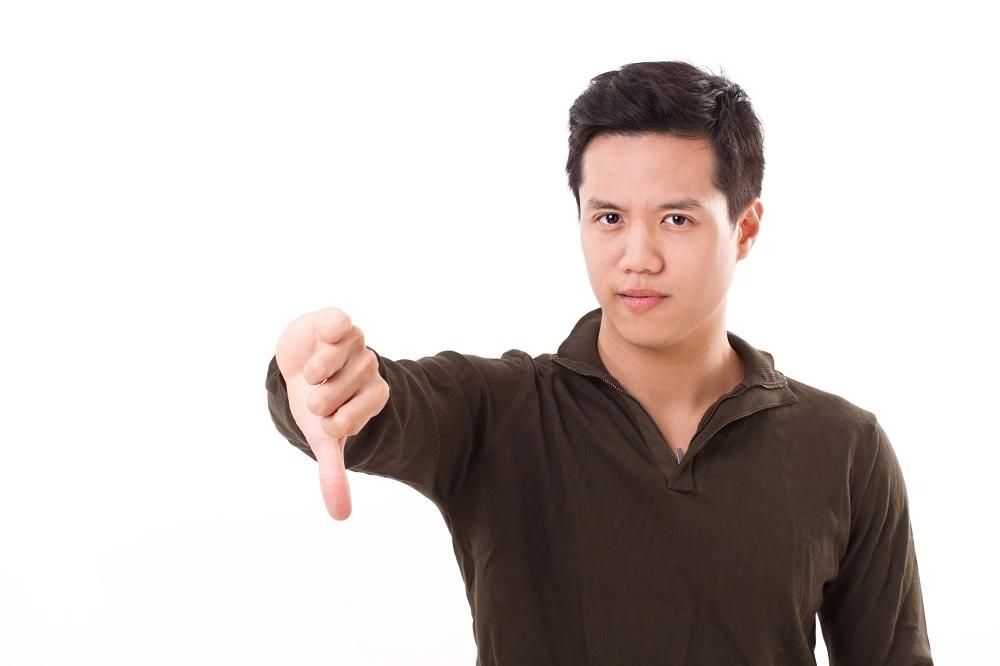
left=264, top=307, right=933, bottom=665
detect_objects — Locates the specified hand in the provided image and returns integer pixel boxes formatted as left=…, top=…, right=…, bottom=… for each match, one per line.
left=276, top=308, right=390, bottom=520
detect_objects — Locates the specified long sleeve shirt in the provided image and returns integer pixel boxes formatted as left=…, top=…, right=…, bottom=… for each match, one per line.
left=264, top=306, right=934, bottom=665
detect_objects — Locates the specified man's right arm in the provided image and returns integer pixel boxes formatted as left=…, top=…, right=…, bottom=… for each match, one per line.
left=264, top=345, right=534, bottom=512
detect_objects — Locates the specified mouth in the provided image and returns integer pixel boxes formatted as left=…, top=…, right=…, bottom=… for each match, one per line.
left=619, top=293, right=668, bottom=312
left=619, top=289, right=667, bottom=298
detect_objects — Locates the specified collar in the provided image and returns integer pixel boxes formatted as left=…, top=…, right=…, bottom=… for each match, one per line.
left=550, top=306, right=798, bottom=493
left=552, top=306, right=791, bottom=392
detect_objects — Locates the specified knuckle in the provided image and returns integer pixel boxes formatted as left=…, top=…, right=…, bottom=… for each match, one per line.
left=321, top=306, right=344, bottom=321
left=334, top=413, right=353, bottom=436
left=321, top=414, right=334, bottom=435
left=325, top=411, right=351, bottom=438
left=306, top=357, right=325, bottom=381
left=316, top=308, right=352, bottom=341
left=306, top=389, right=324, bottom=415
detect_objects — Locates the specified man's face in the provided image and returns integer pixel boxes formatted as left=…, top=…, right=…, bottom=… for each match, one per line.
left=578, top=131, right=760, bottom=348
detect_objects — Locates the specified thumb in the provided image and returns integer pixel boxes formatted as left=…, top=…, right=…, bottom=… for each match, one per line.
left=311, top=435, right=353, bottom=521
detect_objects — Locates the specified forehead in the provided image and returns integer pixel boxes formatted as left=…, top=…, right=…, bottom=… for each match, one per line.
left=580, top=132, right=716, bottom=199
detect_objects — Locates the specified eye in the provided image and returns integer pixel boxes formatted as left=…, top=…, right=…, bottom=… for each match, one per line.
left=595, top=213, right=691, bottom=227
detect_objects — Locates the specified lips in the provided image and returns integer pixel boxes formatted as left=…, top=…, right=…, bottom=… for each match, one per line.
left=620, top=289, right=667, bottom=297
left=619, top=293, right=666, bottom=312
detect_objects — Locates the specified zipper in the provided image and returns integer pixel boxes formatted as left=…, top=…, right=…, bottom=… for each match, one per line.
left=552, top=356, right=677, bottom=464
left=551, top=356, right=782, bottom=475
left=673, top=380, right=781, bottom=477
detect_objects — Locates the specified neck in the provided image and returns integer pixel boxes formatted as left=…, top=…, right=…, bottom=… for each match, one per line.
left=596, top=314, right=746, bottom=414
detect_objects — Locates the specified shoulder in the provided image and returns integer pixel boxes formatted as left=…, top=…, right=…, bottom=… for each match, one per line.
left=783, top=375, right=881, bottom=458
left=785, top=375, right=877, bottom=422
left=441, top=348, right=536, bottom=398
left=387, top=347, right=533, bottom=377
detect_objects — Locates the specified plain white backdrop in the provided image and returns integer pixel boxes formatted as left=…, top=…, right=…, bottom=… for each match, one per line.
left=1, top=1, right=996, bottom=664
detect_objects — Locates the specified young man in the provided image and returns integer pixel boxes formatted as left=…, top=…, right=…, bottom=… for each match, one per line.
left=265, top=61, right=933, bottom=665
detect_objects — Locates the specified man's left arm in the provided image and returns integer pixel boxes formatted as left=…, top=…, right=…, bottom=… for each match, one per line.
left=818, top=418, right=934, bottom=665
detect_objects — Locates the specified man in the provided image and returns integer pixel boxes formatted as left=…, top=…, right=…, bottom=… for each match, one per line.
left=265, top=60, right=934, bottom=665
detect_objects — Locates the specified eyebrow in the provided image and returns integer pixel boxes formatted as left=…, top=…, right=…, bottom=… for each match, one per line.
left=584, top=197, right=705, bottom=212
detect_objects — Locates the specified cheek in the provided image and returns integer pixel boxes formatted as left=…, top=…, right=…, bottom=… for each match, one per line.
left=694, top=255, right=736, bottom=298
left=579, top=247, right=602, bottom=280
left=581, top=240, right=611, bottom=271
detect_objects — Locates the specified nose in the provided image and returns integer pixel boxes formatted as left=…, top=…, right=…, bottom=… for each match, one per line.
left=618, top=224, right=665, bottom=273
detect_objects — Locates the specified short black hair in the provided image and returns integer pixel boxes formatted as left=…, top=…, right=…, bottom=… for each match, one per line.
left=566, top=61, right=764, bottom=231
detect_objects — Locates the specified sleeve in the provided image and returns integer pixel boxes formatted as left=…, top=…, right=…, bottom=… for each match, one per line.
left=264, top=345, right=534, bottom=511
left=817, top=418, right=934, bottom=665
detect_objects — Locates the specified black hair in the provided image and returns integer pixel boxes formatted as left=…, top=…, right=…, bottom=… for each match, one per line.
left=566, top=60, right=764, bottom=231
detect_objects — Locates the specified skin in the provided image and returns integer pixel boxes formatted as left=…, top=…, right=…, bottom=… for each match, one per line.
left=577, top=131, right=763, bottom=446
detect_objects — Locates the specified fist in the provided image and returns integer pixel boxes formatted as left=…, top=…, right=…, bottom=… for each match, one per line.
left=275, top=307, right=390, bottom=520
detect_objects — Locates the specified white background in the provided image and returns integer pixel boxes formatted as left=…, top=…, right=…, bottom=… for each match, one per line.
left=1, top=1, right=995, bottom=664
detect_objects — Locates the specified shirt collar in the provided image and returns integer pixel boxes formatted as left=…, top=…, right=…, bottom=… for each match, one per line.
left=552, top=306, right=790, bottom=390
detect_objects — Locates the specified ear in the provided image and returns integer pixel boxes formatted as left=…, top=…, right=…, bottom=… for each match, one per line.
left=735, top=198, right=763, bottom=261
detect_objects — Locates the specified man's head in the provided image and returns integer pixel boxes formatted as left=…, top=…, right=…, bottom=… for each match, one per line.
left=566, top=61, right=765, bottom=347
